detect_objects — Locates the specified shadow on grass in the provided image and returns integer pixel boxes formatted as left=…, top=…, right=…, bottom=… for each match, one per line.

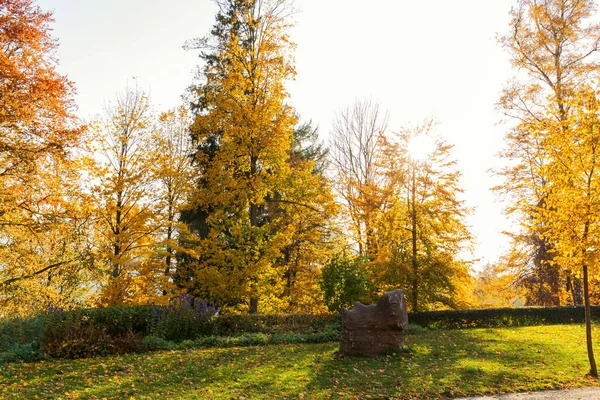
left=1, top=325, right=599, bottom=399
left=304, top=325, right=600, bottom=399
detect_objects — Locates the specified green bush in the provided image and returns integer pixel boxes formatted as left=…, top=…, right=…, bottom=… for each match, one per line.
left=214, top=313, right=339, bottom=336
left=0, top=334, right=41, bottom=363
left=408, top=306, right=600, bottom=329
left=320, top=253, right=374, bottom=312
left=79, top=305, right=155, bottom=336
left=0, top=315, right=46, bottom=363
left=41, top=305, right=155, bottom=338
left=142, top=335, right=175, bottom=351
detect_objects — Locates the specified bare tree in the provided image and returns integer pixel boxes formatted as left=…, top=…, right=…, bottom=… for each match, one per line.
left=330, top=99, right=389, bottom=258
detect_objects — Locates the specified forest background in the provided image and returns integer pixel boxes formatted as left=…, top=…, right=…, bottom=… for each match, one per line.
left=3, top=0, right=600, bottom=317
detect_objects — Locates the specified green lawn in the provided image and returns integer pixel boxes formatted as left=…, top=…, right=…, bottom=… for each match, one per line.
left=1, top=324, right=600, bottom=399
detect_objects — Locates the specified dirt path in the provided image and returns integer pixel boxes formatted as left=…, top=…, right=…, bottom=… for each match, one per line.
left=456, top=387, right=600, bottom=399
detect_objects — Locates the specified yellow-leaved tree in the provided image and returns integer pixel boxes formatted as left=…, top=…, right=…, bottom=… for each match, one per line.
left=183, top=0, right=313, bottom=313
left=538, top=88, right=600, bottom=377
left=88, top=86, right=165, bottom=306
left=149, top=106, right=196, bottom=298
left=375, top=121, right=473, bottom=311
left=273, top=121, right=339, bottom=313
left=496, top=0, right=600, bottom=306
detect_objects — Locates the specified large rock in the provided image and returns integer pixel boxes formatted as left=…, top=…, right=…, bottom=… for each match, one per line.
left=339, top=289, right=409, bottom=357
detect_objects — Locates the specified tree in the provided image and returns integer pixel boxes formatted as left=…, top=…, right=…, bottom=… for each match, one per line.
left=537, top=89, right=600, bottom=377
left=89, top=86, right=164, bottom=306
left=292, top=120, right=329, bottom=174
left=330, top=99, right=390, bottom=259
left=496, top=0, right=600, bottom=306
left=275, top=120, right=338, bottom=313
left=320, top=253, right=373, bottom=313
left=150, top=107, right=195, bottom=294
left=0, top=0, right=88, bottom=316
left=0, top=159, right=95, bottom=317
left=376, top=121, right=473, bottom=311
left=185, top=0, right=298, bottom=313
left=473, top=263, right=525, bottom=308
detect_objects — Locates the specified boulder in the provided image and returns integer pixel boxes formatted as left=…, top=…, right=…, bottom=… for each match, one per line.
left=339, top=289, right=409, bottom=357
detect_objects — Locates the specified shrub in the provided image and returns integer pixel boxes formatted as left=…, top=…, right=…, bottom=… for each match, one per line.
left=81, top=305, right=155, bottom=336
left=214, top=313, right=339, bottom=336
left=0, top=314, right=46, bottom=363
left=149, top=295, right=219, bottom=341
left=44, top=323, right=112, bottom=359
left=43, top=306, right=145, bottom=359
left=142, top=335, right=175, bottom=351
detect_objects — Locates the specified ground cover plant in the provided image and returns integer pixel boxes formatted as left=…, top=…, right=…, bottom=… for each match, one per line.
left=2, top=324, right=600, bottom=399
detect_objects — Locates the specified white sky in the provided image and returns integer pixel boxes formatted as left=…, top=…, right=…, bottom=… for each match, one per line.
left=38, top=0, right=524, bottom=270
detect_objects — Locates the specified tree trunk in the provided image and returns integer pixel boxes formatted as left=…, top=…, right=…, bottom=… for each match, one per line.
left=164, top=200, right=174, bottom=277
left=248, top=155, right=260, bottom=314
left=410, top=162, right=418, bottom=312
left=249, top=297, right=258, bottom=314
left=583, top=264, right=598, bottom=377
left=574, top=277, right=584, bottom=306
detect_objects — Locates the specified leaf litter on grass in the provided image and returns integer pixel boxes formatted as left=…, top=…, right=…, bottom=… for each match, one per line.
left=1, top=325, right=600, bottom=399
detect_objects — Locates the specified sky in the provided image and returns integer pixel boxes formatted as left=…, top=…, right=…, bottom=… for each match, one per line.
left=38, top=0, right=521, bottom=270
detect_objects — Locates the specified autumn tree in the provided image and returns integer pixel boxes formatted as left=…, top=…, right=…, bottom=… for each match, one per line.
left=149, top=107, right=195, bottom=294
left=0, top=0, right=89, bottom=316
left=537, top=89, right=600, bottom=377
left=275, top=120, right=338, bottom=313
left=496, top=0, right=600, bottom=306
left=473, top=262, right=525, bottom=308
left=89, top=86, right=165, bottom=306
left=376, top=121, right=473, bottom=311
left=183, top=0, right=302, bottom=313
left=330, top=99, right=390, bottom=259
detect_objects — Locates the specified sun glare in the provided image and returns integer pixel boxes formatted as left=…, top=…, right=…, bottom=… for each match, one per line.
left=407, top=134, right=436, bottom=162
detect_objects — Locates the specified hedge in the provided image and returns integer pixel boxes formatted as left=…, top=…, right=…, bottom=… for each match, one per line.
left=38, top=307, right=339, bottom=338
left=408, top=306, right=600, bottom=329
left=4, top=304, right=600, bottom=362
left=214, top=313, right=339, bottom=336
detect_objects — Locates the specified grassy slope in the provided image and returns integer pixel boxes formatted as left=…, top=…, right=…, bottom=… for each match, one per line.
left=1, top=324, right=600, bottom=399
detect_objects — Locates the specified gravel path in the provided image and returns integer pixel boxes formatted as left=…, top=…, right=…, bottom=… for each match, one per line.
left=456, top=387, right=600, bottom=400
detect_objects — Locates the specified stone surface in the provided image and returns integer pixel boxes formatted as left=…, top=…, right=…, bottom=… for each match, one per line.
left=339, top=289, right=409, bottom=357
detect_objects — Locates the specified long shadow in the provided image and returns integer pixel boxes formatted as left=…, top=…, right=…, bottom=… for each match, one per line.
left=1, top=325, right=600, bottom=399
left=303, top=324, right=600, bottom=399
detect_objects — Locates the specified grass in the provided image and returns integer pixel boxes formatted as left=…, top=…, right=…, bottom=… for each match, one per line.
left=1, top=324, right=600, bottom=399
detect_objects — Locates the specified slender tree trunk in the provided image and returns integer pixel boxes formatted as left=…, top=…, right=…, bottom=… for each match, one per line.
left=112, top=196, right=123, bottom=278
left=410, top=162, right=418, bottom=312
left=583, top=264, right=598, bottom=377
left=249, top=155, right=259, bottom=314
left=574, top=277, right=584, bottom=306
left=162, top=199, right=174, bottom=296
left=165, top=200, right=174, bottom=276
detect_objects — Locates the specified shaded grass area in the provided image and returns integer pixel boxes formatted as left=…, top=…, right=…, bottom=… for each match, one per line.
left=1, top=324, right=599, bottom=399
